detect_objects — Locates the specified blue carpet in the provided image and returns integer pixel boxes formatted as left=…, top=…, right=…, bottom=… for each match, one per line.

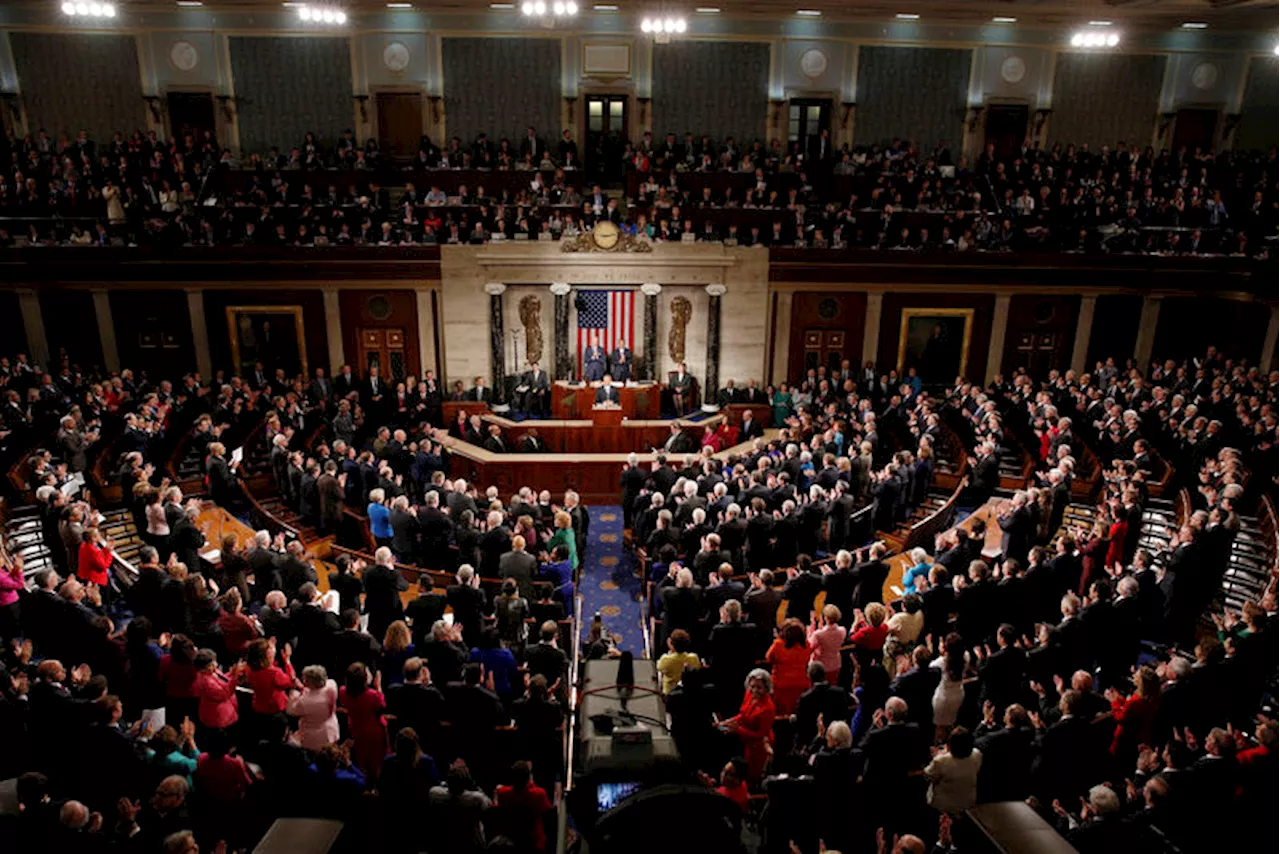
left=579, top=506, right=646, bottom=655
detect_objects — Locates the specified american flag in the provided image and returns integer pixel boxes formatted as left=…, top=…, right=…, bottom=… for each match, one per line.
left=577, top=289, right=635, bottom=375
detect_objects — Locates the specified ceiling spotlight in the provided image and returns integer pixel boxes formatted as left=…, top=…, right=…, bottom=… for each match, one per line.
left=1088, top=20, right=1112, bottom=26
left=640, top=18, right=652, bottom=31
left=566, top=1, right=577, bottom=13
left=992, top=17, right=1017, bottom=24
left=521, top=1, right=533, bottom=12
left=75, top=3, right=89, bottom=13
left=299, top=6, right=312, bottom=19
left=674, top=18, right=686, bottom=32
left=103, top=2, right=115, bottom=13
left=534, top=0, right=546, bottom=14
left=65, top=1, right=116, bottom=15
left=62, top=2, right=76, bottom=13
left=1105, top=33, right=1118, bottom=46
left=553, top=1, right=564, bottom=13
left=895, top=13, right=920, bottom=20
left=1180, top=22, right=1208, bottom=29
left=796, top=9, right=821, bottom=17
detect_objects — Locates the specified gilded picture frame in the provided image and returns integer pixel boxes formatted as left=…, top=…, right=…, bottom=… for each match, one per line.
left=896, top=307, right=975, bottom=383
left=226, top=305, right=308, bottom=378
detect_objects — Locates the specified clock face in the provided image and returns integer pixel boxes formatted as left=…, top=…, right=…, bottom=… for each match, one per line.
left=169, top=40, right=199, bottom=73
left=1191, top=62, right=1219, bottom=91
left=593, top=220, right=620, bottom=249
left=800, top=49, right=829, bottom=80
left=1000, top=55, right=1027, bottom=85
left=383, top=42, right=411, bottom=74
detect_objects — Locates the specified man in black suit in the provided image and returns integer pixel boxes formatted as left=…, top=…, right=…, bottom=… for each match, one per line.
left=702, top=563, right=746, bottom=616
left=890, top=646, right=942, bottom=729
left=743, top=570, right=781, bottom=641
left=446, top=565, right=488, bottom=644
left=331, top=608, right=383, bottom=678
left=387, top=656, right=446, bottom=741
left=1031, top=689, right=1097, bottom=803
left=966, top=441, right=1001, bottom=505
left=333, top=364, right=359, bottom=400
left=467, top=376, right=493, bottom=404
left=278, top=540, right=318, bottom=602
left=794, top=662, right=851, bottom=744
left=608, top=340, right=633, bottom=382
left=658, top=567, right=703, bottom=646
left=308, top=367, right=332, bottom=407
left=388, top=498, right=420, bottom=564
left=498, top=535, right=538, bottom=600
left=482, top=424, right=508, bottom=454
left=716, top=379, right=740, bottom=407
left=974, top=703, right=1035, bottom=802
left=705, top=600, right=759, bottom=713
left=859, top=696, right=930, bottom=825
left=290, top=583, right=341, bottom=670
left=362, top=366, right=388, bottom=418
left=997, top=491, right=1034, bottom=565
left=516, top=361, right=550, bottom=418
left=661, top=423, right=694, bottom=454
left=364, top=546, right=409, bottom=642
left=594, top=373, right=621, bottom=405
left=519, top=126, right=543, bottom=162
left=852, top=542, right=891, bottom=610
left=739, top=409, right=763, bottom=441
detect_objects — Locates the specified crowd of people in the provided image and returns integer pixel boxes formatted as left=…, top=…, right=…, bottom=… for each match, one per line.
left=634, top=344, right=1275, bottom=853
left=3, top=123, right=1273, bottom=256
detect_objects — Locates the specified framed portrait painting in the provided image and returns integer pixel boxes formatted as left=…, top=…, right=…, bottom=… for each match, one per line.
left=226, top=306, right=308, bottom=378
left=896, top=308, right=974, bottom=385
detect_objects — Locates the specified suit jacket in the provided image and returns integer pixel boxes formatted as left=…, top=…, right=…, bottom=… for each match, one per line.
left=583, top=346, right=607, bottom=381
left=498, top=550, right=538, bottom=600
left=363, top=563, right=408, bottom=631
left=278, top=556, right=318, bottom=600
left=608, top=348, right=633, bottom=380
left=859, top=722, right=929, bottom=790
left=595, top=385, right=621, bottom=404
left=389, top=508, right=419, bottom=557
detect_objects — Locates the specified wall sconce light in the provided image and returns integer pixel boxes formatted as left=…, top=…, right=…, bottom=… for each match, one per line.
left=215, top=94, right=237, bottom=122
left=142, top=95, right=164, bottom=124
left=966, top=106, right=986, bottom=133
left=353, top=93, right=370, bottom=122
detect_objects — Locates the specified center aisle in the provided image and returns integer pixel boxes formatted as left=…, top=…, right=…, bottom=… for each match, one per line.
left=578, top=505, right=647, bottom=655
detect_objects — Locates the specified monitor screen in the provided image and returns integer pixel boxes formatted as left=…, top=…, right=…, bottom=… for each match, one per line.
left=596, top=781, right=643, bottom=812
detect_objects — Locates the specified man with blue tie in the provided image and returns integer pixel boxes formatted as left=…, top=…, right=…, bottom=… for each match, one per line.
left=609, top=339, right=633, bottom=382
left=595, top=373, right=621, bottom=404
left=583, top=344, right=607, bottom=382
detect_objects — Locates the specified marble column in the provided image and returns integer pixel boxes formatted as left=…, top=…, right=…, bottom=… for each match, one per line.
left=16, top=289, right=49, bottom=369
left=185, top=288, right=213, bottom=378
left=322, top=288, right=345, bottom=372
left=1071, top=296, right=1097, bottom=375
left=1261, top=304, right=1278, bottom=374
left=641, top=282, right=662, bottom=381
left=770, top=290, right=793, bottom=384
left=862, top=291, right=884, bottom=368
left=485, top=282, right=508, bottom=402
left=415, top=288, right=437, bottom=379
left=1134, top=295, right=1162, bottom=371
left=550, top=282, right=572, bottom=381
left=704, top=284, right=725, bottom=407
left=90, top=288, right=120, bottom=374
left=986, top=294, right=1012, bottom=384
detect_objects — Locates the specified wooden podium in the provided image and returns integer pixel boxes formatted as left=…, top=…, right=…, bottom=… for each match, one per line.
left=591, top=406, right=625, bottom=429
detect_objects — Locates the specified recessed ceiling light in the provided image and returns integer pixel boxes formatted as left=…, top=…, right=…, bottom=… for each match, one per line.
left=896, top=13, right=920, bottom=20
left=593, top=3, right=618, bottom=9
left=1088, top=20, right=1112, bottom=26
left=695, top=6, right=720, bottom=12
left=992, top=17, right=1016, bottom=24
left=796, top=10, right=822, bottom=17
left=1180, top=22, right=1208, bottom=29
left=489, top=2, right=515, bottom=7
left=176, top=1, right=204, bottom=7
left=388, top=2, right=413, bottom=7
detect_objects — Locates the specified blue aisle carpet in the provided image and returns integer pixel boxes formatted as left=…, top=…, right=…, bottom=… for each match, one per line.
left=579, top=506, right=646, bottom=654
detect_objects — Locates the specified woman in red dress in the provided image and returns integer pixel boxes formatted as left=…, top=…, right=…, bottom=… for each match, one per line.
left=338, top=662, right=388, bottom=781
left=1107, top=665, right=1162, bottom=764
left=1077, top=520, right=1109, bottom=596
left=719, top=668, right=777, bottom=781
left=1104, top=511, right=1129, bottom=571
left=765, top=619, right=811, bottom=716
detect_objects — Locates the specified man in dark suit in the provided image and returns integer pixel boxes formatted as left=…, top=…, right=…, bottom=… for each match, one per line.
left=967, top=442, right=1001, bottom=505
left=478, top=512, right=512, bottom=577
left=482, top=424, right=508, bottom=454
left=852, top=542, right=891, bottom=609
left=278, top=541, right=318, bottom=602
left=890, top=646, right=942, bottom=729
left=331, top=607, right=383, bottom=678
left=997, top=491, right=1034, bottom=565
left=362, top=366, right=387, bottom=416
left=739, top=409, right=763, bottom=441
left=467, top=377, right=493, bottom=404
left=594, top=374, right=621, bottom=405
left=859, top=696, right=930, bottom=824
left=308, top=368, right=332, bottom=406
left=316, top=461, right=344, bottom=536
left=498, top=535, right=538, bottom=600
left=661, top=423, right=694, bottom=454
left=519, top=126, right=543, bottom=161
left=1031, top=689, right=1097, bottom=802
left=364, top=547, right=409, bottom=642
left=974, top=704, right=1035, bottom=802
left=794, top=661, right=851, bottom=743
left=387, top=655, right=446, bottom=740
left=583, top=345, right=607, bottom=382
left=516, top=361, right=550, bottom=418
left=333, top=364, right=359, bottom=400
left=658, top=568, right=703, bottom=645
left=608, top=340, right=633, bottom=382
left=290, top=583, right=342, bottom=669
left=446, top=566, right=488, bottom=643
left=389, top=499, right=420, bottom=564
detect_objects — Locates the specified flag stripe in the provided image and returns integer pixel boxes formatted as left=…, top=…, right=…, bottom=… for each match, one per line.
left=576, top=289, right=635, bottom=377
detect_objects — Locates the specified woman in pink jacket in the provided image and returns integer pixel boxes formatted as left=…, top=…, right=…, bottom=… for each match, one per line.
left=193, top=649, right=244, bottom=733
left=806, top=604, right=847, bottom=684
left=0, top=550, right=24, bottom=643
left=288, top=664, right=340, bottom=751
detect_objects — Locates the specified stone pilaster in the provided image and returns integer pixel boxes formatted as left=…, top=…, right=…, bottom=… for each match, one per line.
left=90, top=288, right=120, bottom=374
left=550, top=282, right=572, bottom=380
left=16, top=289, right=49, bottom=369
left=641, top=282, right=662, bottom=381
left=185, top=288, right=213, bottom=379
left=704, top=284, right=725, bottom=407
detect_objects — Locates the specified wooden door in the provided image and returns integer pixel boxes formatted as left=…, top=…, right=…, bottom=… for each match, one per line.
left=376, top=93, right=424, bottom=158
left=358, top=327, right=408, bottom=382
left=585, top=94, right=628, bottom=182
left=1173, top=109, right=1218, bottom=153
left=985, top=104, right=1029, bottom=158
left=166, top=92, right=216, bottom=148
left=789, top=98, right=833, bottom=161
left=802, top=330, right=847, bottom=376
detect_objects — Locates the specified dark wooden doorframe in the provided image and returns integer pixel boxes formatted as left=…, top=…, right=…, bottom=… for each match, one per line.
left=375, top=92, right=424, bottom=159
left=1172, top=108, right=1218, bottom=154
left=166, top=92, right=216, bottom=148
left=585, top=94, right=628, bottom=182
left=985, top=104, right=1029, bottom=158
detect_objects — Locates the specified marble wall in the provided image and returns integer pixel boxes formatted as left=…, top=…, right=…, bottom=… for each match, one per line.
left=438, top=243, right=769, bottom=392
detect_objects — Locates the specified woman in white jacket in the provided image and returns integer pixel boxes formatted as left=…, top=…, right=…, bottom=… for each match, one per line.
left=925, top=726, right=983, bottom=814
